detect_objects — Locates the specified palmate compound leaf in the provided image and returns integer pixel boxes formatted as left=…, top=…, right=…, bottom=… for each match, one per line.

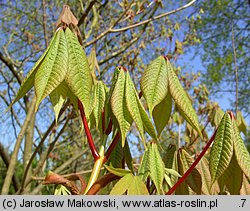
left=110, top=173, right=148, bottom=195
left=140, top=56, right=168, bottom=115
left=110, top=69, right=133, bottom=146
left=125, top=71, right=157, bottom=141
left=209, top=112, right=233, bottom=184
left=9, top=29, right=59, bottom=107
left=166, top=58, right=202, bottom=138
left=152, top=91, right=172, bottom=137
left=232, top=118, right=250, bottom=180
left=34, top=28, right=68, bottom=111
left=64, top=28, right=93, bottom=118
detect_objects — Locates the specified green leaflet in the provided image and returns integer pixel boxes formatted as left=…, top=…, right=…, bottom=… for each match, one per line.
left=232, top=119, right=250, bottom=180
left=166, top=58, right=202, bottom=138
left=110, top=173, right=148, bottom=195
left=34, top=29, right=68, bottom=110
left=197, top=157, right=213, bottom=195
left=148, top=142, right=165, bottom=194
left=140, top=56, right=168, bottom=115
left=110, top=69, right=132, bottom=146
left=125, top=71, right=157, bottom=141
left=92, top=81, right=107, bottom=129
left=179, top=149, right=202, bottom=194
left=236, top=110, right=247, bottom=135
left=210, top=106, right=224, bottom=127
left=9, top=29, right=59, bottom=107
left=209, top=112, right=233, bottom=184
left=104, top=165, right=131, bottom=177
left=123, top=140, right=134, bottom=173
left=64, top=28, right=93, bottom=118
left=218, top=153, right=243, bottom=195
left=153, top=91, right=172, bottom=137
left=107, top=138, right=123, bottom=168
left=49, top=81, right=68, bottom=123
left=54, top=185, right=71, bottom=195
left=138, top=148, right=150, bottom=182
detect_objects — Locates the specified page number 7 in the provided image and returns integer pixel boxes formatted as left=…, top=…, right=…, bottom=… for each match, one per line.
left=240, top=199, right=246, bottom=208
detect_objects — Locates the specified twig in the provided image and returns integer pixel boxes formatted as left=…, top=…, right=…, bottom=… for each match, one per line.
left=85, top=0, right=135, bottom=47
left=232, top=25, right=238, bottom=116
left=42, top=0, right=48, bottom=48
left=78, top=0, right=98, bottom=27
left=109, top=0, right=197, bottom=33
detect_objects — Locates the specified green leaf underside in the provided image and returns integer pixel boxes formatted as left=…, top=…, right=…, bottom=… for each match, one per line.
left=153, top=91, right=172, bottom=136
left=209, top=113, right=233, bottom=184
left=64, top=28, right=93, bottom=117
left=50, top=81, right=68, bottom=122
left=138, top=148, right=150, bottom=182
left=125, top=72, right=157, bottom=141
left=35, top=29, right=68, bottom=110
left=10, top=29, right=59, bottom=107
left=141, top=56, right=168, bottom=115
left=92, top=81, right=106, bottom=128
left=219, top=153, right=243, bottom=194
left=108, top=139, right=123, bottom=168
left=110, top=174, right=148, bottom=195
left=167, top=58, right=202, bottom=138
left=198, top=157, right=213, bottom=195
left=104, top=165, right=131, bottom=177
left=232, top=119, right=250, bottom=179
left=111, top=70, right=132, bottom=146
left=148, top=143, right=165, bottom=194
left=124, top=140, right=134, bottom=173
left=180, top=149, right=202, bottom=194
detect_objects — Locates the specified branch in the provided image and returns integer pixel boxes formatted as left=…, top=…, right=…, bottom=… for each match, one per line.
left=78, top=0, right=98, bottom=27
left=1, top=97, right=36, bottom=194
left=232, top=25, right=238, bottom=116
left=109, top=0, right=197, bottom=33
left=85, top=0, right=135, bottom=47
left=0, top=51, right=22, bottom=85
left=42, top=0, right=48, bottom=48
left=0, top=142, right=20, bottom=192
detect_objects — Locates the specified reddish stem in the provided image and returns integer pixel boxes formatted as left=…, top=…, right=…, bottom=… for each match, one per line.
left=104, top=119, right=113, bottom=135
left=166, top=128, right=218, bottom=195
left=103, top=132, right=121, bottom=162
left=78, top=99, right=100, bottom=160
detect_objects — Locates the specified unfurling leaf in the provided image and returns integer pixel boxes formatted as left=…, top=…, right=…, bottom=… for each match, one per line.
left=91, top=81, right=107, bottom=129
left=125, top=71, right=157, bottom=141
left=64, top=28, right=93, bottom=118
left=153, top=91, right=172, bottom=136
left=166, top=58, right=202, bottom=138
left=110, top=68, right=132, bottom=146
left=232, top=119, right=250, bottom=180
left=110, top=174, right=148, bottom=195
left=218, top=153, right=243, bottom=195
left=110, top=68, right=157, bottom=146
left=138, top=148, right=150, bottom=182
left=140, top=56, right=168, bottom=115
left=35, top=28, right=68, bottom=110
left=210, top=112, right=233, bottom=184
left=179, top=149, right=202, bottom=194
left=104, top=165, right=131, bottom=177
left=9, top=29, right=59, bottom=107
left=50, top=81, right=68, bottom=122
left=148, top=142, right=165, bottom=194
left=236, top=110, right=248, bottom=135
